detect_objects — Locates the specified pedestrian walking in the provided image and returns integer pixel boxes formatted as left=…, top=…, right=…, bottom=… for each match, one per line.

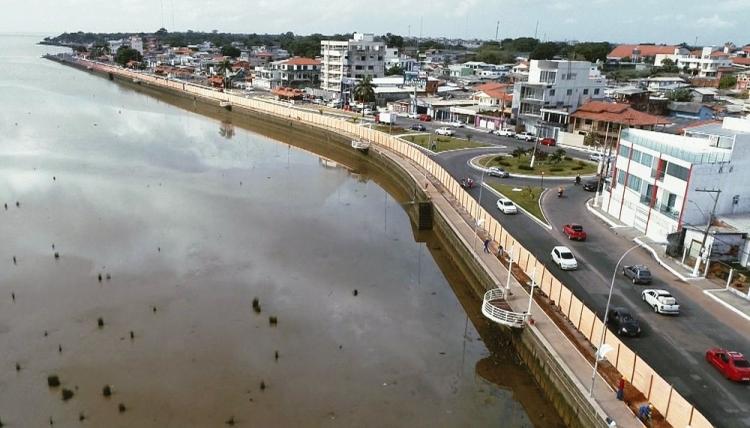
left=497, top=245, right=504, bottom=258
left=483, top=239, right=491, bottom=253
left=616, top=377, right=625, bottom=401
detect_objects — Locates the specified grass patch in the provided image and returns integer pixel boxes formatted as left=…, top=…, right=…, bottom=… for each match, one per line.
left=490, top=184, right=546, bottom=223
left=402, top=134, right=487, bottom=152
left=480, top=153, right=597, bottom=176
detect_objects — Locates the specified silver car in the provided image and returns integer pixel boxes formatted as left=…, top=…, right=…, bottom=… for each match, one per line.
left=488, top=167, right=510, bottom=178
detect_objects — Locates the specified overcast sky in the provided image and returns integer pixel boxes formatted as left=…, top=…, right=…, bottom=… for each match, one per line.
left=3, top=0, right=748, bottom=45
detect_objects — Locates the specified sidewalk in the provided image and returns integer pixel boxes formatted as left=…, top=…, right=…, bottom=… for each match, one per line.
left=705, top=288, right=750, bottom=322
left=379, top=147, right=643, bottom=428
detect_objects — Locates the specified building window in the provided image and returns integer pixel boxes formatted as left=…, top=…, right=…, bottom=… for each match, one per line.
left=368, top=65, right=374, bottom=70
left=378, top=56, right=383, bottom=61
left=638, top=152, right=653, bottom=168
left=566, top=89, right=573, bottom=96
left=666, top=162, right=689, bottom=181
left=617, top=170, right=627, bottom=185
left=594, top=88, right=600, bottom=95
left=549, top=89, right=555, bottom=96
left=355, top=65, right=363, bottom=70
left=619, top=145, right=630, bottom=158
left=627, top=175, right=642, bottom=192
left=360, top=56, right=365, bottom=61
left=583, top=88, right=589, bottom=95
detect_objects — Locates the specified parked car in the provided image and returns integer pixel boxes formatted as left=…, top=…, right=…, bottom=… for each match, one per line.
left=641, top=289, right=680, bottom=315
left=588, top=153, right=604, bottom=162
left=551, top=246, right=578, bottom=270
left=418, top=114, right=432, bottom=122
left=494, top=128, right=516, bottom=137
left=488, top=167, right=510, bottom=178
left=407, top=112, right=420, bottom=119
left=606, top=307, right=641, bottom=337
left=623, top=265, right=652, bottom=284
left=562, top=224, right=587, bottom=241
left=410, top=124, right=426, bottom=132
left=706, top=348, right=750, bottom=382
left=496, top=197, right=518, bottom=214
left=515, top=132, right=537, bottom=142
left=582, top=179, right=603, bottom=192
left=435, top=127, right=455, bottom=136
left=363, top=108, right=374, bottom=115
left=445, top=120, right=464, bottom=128
left=540, top=137, right=556, bottom=146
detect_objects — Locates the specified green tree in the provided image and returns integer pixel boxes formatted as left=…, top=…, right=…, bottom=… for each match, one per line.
left=383, top=33, right=404, bottom=49
left=385, top=65, right=404, bottom=76
left=115, top=46, right=142, bottom=66
left=719, top=75, right=738, bottom=90
left=530, top=42, right=562, bottom=60
left=658, top=58, right=679, bottom=73
left=583, top=133, right=601, bottom=148
left=155, top=28, right=168, bottom=36
left=668, top=88, right=692, bottom=102
left=511, top=147, right=527, bottom=158
left=220, top=45, right=241, bottom=58
left=217, top=59, right=233, bottom=88
left=550, top=148, right=567, bottom=163
left=353, top=76, right=375, bottom=117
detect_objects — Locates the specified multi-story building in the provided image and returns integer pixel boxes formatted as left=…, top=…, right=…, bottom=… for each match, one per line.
left=320, top=33, right=387, bottom=97
left=252, top=57, right=320, bottom=90
left=600, top=117, right=750, bottom=244
left=129, top=36, right=144, bottom=54
left=511, top=60, right=606, bottom=136
left=655, top=47, right=733, bottom=78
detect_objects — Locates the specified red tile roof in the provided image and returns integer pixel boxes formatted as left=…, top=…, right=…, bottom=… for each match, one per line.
left=733, top=57, right=750, bottom=66
left=283, top=57, right=320, bottom=66
left=608, top=44, right=677, bottom=59
left=272, top=87, right=304, bottom=99
left=571, top=101, right=670, bottom=126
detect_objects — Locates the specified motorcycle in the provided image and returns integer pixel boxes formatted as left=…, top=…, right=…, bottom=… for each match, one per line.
left=557, top=187, right=564, bottom=198
left=460, top=178, right=475, bottom=189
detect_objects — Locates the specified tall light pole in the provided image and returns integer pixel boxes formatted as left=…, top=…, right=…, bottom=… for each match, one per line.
left=505, top=245, right=515, bottom=294
left=589, top=242, right=642, bottom=397
left=473, top=168, right=487, bottom=250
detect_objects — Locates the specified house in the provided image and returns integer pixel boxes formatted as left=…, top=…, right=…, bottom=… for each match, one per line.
left=691, top=87, right=717, bottom=103
left=271, top=87, right=304, bottom=101
left=252, top=57, right=321, bottom=90
left=567, top=101, right=670, bottom=148
left=607, top=44, right=683, bottom=63
left=599, top=117, right=750, bottom=248
left=611, top=87, right=651, bottom=111
left=668, top=102, right=715, bottom=120
left=736, top=72, right=750, bottom=91
left=655, top=47, right=733, bottom=78
left=511, top=59, right=606, bottom=137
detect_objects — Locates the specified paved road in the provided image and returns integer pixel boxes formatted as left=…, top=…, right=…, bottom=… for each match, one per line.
left=436, top=148, right=750, bottom=427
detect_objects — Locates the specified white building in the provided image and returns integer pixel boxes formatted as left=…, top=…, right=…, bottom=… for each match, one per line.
left=600, top=118, right=750, bottom=246
left=512, top=60, right=606, bottom=135
left=320, top=33, right=387, bottom=97
left=129, top=36, right=144, bottom=54
left=655, top=47, right=733, bottom=78
left=252, top=57, right=320, bottom=90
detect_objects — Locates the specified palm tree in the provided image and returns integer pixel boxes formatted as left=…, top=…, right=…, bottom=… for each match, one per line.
left=217, top=59, right=233, bottom=88
left=352, top=75, right=375, bottom=117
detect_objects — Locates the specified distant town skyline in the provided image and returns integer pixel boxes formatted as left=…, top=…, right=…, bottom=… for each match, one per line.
left=4, top=0, right=749, bottom=46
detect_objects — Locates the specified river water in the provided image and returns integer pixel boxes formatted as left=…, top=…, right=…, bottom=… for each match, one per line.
left=0, top=35, right=562, bottom=427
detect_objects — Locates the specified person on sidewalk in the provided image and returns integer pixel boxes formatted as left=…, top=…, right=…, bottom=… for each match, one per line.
left=483, top=239, right=491, bottom=253
left=497, top=245, right=504, bottom=258
left=616, top=377, right=625, bottom=401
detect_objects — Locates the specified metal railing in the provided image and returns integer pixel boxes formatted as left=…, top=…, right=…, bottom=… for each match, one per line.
left=481, top=288, right=527, bottom=328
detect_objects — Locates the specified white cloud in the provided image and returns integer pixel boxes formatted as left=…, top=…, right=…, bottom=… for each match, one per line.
left=696, top=14, right=735, bottom=28
left=549, top=2, right=573, bottom=10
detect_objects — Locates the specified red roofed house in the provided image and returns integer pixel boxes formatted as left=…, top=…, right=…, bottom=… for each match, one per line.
left=655, top=47, right=733, bottom=77
left=253, top=57, right=320, bottom=90
left=733, top=57, right=750, bottom=68
left=607, top=44, right=683, bottom=62
left=570, top=101, right=670, bottom=146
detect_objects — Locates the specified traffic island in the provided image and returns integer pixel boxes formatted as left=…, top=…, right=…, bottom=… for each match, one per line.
left=488, top=184, right=548, bottom=226
left=478, top=152, right=598, bottom=177
left=402, top=134, right=488, bottom=152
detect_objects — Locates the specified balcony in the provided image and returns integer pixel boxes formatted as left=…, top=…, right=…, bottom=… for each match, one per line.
left=640, top=195, right=653, bottom=206
left=655, top=203, right=679, bottom=219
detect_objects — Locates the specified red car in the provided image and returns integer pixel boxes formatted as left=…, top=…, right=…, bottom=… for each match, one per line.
left=706, top=348, right=750, bottom=382
left=418, top=114, right=432, bottom=122
left=563, top=224, right=587, bottom=241
left=540, top=137, right=556, bottom=146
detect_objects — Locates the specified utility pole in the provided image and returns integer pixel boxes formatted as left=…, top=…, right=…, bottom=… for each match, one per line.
left=495, top=20, right=500, bottom=41
left=534, top=20, right=539, bottom=39
left=692, top=189, right=721, bottom=277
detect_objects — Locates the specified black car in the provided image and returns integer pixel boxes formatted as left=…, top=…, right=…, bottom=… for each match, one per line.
left=582, top=179, right=603, bottom=192
left=623, top=265, right=653, bottom=284
left=410, top=124, right=426, bottom=132
left=607, top=307, right=641, bottom=337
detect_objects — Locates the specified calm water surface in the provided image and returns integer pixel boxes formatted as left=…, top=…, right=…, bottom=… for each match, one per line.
left=0, top=35, right=560, bottom=427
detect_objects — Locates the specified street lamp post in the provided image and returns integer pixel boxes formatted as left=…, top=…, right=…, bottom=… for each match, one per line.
left=589, top=242, right=642, bottom=397
left=540, top=171, right=545, bottom=189
left=505, top=245, right=515, bottom=294
left=473, top=168, right=487, bottom=250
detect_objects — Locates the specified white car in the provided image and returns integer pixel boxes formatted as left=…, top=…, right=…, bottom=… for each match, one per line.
left=363, top=108, right=374, bottom=115
left=494, top=128, right=516, bottom=137
left=515, top=132, right=537, bottom=142
left=435, top=127, right=455, bottom=136
left=446, top=120, right=465, bottom=128
left=408, top=112, right=420, bottom=119
left=641, top=289, right=680, bottom=315
left=551, top=246, right=578, bottom=270
left=588, top=153, right=604, bottom=162
left=496, top=197, right=518, bottom=214
left=488, top=167, right=510, bottom=178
